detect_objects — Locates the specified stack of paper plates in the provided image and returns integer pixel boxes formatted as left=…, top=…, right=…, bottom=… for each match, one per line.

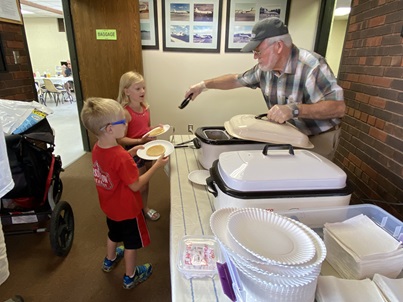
left=210, top=207, right=327, bottom=302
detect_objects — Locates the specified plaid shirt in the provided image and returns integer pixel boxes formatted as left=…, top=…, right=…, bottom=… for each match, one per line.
left=237, top=45, right=344, bottom=136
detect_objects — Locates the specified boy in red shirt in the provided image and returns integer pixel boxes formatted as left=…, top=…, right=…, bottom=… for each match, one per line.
left=80, top=97, right=169, bottom=289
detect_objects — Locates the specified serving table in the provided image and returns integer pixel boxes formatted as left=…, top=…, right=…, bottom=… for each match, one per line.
left=168, top=135, right=343, bottom=301
left=169, top=134, right=230, bottom=301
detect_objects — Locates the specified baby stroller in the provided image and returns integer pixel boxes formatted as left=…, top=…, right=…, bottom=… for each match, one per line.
left=0, top=118, right=74, bottom=257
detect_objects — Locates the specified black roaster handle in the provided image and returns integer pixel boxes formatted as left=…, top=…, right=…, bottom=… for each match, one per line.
left=192, top=138, right=201, bottom=149
left=254, top=113, right=267, bottom=120
left=255, top=113, right=286, bottom=124
left=262, top=144, right=294, bottom=156
left=206, top=176, right=218, bottom=197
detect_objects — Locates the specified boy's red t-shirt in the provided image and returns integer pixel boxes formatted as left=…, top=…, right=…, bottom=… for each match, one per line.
left=92, top=144, right=142, bottom=221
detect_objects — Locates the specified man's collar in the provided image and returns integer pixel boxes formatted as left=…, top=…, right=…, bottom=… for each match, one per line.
left=284, top=44, right=298, bottom=74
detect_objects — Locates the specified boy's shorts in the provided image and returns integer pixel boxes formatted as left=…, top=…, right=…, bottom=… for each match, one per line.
left=107, top=211, right=150, bottom=249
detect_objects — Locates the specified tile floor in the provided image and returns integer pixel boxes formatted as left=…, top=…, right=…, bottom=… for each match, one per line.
left=45, top=96, right=86, bottom=168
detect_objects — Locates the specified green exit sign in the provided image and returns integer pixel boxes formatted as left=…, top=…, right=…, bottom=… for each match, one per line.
left=96, top=29, right=117, bottom=40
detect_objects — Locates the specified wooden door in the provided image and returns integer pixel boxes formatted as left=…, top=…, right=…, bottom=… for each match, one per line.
left=64, top=0, right=143, bottom=149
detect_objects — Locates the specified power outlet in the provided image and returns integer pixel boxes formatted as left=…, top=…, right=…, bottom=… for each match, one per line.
left=188, top=124, right=194, bottom=133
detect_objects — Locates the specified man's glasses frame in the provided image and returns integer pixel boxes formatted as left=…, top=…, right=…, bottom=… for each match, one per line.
left=100, top=118, right=126, bottom=131
left=252, top=41, right=279, bottom=56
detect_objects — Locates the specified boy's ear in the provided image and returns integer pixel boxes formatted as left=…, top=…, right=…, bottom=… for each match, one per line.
left=102, top=124, right=112, bottom=134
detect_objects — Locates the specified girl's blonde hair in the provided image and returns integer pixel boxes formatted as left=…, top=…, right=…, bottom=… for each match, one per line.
left=80, top=97, right=124, bottom=136
left=117, top=71, right=148, bottom=108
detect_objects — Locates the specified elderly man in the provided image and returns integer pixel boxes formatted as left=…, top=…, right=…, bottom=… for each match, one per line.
left=185, top=18, right=345, bottom=159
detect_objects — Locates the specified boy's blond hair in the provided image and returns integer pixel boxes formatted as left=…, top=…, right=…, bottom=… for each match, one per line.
left=80, top=97, right=124, bottom=136
left=117, top=71, right=149, bottom=109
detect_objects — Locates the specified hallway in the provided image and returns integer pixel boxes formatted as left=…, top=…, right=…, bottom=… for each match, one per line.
left=45, top=96, right=86, bottom=168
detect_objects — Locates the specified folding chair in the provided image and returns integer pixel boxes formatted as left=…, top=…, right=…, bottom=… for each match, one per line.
left=43, top=79, right=72, bottom=106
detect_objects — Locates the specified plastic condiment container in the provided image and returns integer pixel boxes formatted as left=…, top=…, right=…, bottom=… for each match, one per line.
left=177, top=235, right=223, bottom=279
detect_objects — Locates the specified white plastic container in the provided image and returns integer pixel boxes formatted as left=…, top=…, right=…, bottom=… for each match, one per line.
left=217, top=204, right=403, bottom=302
left=177, top=235, right=223, bottom=279
left=279, top=204, right=403, bottom=279
left=277, top=204, right=403, bottom=243
left=207, top=147, right=352, bottom=211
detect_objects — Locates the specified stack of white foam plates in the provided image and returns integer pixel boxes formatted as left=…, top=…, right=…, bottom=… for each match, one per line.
left=210, top=207, right=327, bottom=302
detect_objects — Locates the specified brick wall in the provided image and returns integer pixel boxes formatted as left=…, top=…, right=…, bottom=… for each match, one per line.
left=0, top=21, right=36, bottom=101
left=335, top=0, right=403, bottom=219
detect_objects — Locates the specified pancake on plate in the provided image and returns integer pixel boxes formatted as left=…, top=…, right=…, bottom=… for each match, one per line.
left=148, top=127, right=164, bottom=137
left=146, top=145, right=165, bottom=157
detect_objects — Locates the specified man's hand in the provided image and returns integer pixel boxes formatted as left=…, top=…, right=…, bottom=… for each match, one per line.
left=266, top=104, right=293, bottom=124
left=185, top=81, right=207, bottom=101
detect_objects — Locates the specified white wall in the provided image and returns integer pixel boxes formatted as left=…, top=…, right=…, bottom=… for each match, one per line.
left=326, top=19, right=348, bottom=77
left=23, top=0, right=322, bottom=136
left=144, top=0, right=321, bottom=134
left=23, top=17, right=70, bottom=76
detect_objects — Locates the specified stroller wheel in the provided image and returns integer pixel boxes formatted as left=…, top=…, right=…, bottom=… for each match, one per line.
left=50, top=200, right=74, bottom=256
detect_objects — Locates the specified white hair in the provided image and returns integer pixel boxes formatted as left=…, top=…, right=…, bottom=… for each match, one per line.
left=265, top=33, right=293, bottom=47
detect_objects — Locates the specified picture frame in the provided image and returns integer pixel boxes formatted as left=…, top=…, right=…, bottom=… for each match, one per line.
left=0, top=0, right=23, bottom=25
left=225, top=0, right=291, bottom=52
left=139, top=0, right=159, bottom=49
left=162, top=0, right=223, bottom=53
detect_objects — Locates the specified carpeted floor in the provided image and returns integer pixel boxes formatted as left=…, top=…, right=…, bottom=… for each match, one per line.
left=1, top=153, right=171, bottom=302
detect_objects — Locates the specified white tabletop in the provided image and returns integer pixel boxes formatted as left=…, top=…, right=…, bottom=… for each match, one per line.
left=169, top=135, right=231, bottom=302
left=35, top=76, right=73, bottom=85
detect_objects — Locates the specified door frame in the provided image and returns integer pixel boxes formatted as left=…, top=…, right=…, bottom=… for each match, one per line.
left=314, top=0, right=336, bottom=57
left=62, top=0, right=90, bottom=152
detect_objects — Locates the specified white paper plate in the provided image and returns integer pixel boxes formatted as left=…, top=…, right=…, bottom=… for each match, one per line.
left=210, top=208, right=326, bottom=272
left=142, top=124, right=170, bottom=138
left=188, top=170, right=210, bottom=185
left=227, top=209, right=316, bottom=265
left=137, top=140, right=174, bottom=160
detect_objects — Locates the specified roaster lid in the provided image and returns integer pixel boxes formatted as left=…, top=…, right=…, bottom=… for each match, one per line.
left=224, top=114, right=314, bottom=149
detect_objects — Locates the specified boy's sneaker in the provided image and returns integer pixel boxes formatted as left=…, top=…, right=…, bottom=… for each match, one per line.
left=123, top=263, right=153, bottom=289
left=102, top=246, right=124, bottom=272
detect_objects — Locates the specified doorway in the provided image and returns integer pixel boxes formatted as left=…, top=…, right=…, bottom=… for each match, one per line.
left=315, top=0, right=351, bottom=78
left=22, top=13, right=86, bottom=167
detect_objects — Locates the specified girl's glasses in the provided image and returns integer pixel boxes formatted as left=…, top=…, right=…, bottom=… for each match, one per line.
left=100, top=119, right=126, bottom=131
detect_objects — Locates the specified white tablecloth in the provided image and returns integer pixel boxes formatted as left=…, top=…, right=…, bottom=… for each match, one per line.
left=169, top=135, right=231, bottom=302
left=35, top=76, right=73, bottom=86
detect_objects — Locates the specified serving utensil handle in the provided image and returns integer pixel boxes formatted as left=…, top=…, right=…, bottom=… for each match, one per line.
left=262, top=144, right=294, bottom=156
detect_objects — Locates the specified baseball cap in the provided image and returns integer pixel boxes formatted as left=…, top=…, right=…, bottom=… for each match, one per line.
left=241, top=18, right=288, bottom=53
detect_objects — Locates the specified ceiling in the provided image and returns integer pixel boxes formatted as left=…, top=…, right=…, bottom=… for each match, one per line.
left=20, top=0, right=64, bottom=18
left=20, top=0, right=352, bottom=20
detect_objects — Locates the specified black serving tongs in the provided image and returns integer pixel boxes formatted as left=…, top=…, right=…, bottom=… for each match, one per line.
left=178, top=93, right=193, bottom=109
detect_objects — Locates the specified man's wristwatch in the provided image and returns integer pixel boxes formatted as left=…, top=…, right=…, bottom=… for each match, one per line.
left=288, top=103, right=299, bottom=118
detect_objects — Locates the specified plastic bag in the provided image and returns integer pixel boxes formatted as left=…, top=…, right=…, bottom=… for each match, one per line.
left=0, top=99, right=53, bottom=135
